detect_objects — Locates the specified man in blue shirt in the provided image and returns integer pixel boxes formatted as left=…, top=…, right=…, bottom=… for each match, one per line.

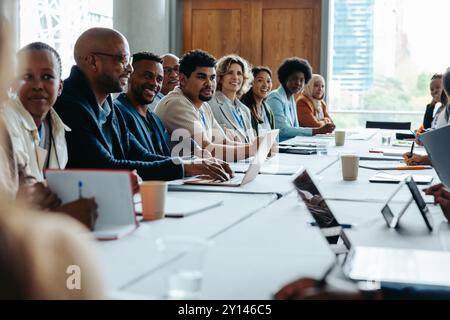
left=54, top=27, right=231, bottom=182
left=115, top=52, right=207, bottom=159
left=267, top=57, right=335, bottom=141
left=115, top=52, right=171, bottom=157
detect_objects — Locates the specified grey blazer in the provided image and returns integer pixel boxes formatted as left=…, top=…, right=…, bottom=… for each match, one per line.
left=209, top=91, right=255, bottom=143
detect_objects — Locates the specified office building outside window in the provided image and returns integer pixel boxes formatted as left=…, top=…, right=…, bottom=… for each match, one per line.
left=329, top=0, right=449, bottom=129
left=19, top=0, right=113, bottom=78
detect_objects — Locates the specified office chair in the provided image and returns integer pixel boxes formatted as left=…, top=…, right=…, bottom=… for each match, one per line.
left=365, top=121, right=411, bottom=130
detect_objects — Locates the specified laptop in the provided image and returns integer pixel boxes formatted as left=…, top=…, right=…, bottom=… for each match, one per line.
left=46, top=169, right=138, bottom=240
left=421, top=124, right=450, bottom=187
left=184, top=129, right=279, bottom=187
left=293, top=169, right=450, bottom=288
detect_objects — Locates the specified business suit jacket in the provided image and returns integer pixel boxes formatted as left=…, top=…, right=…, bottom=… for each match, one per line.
left=267, top=86, right=313, bottom=141
left=209, top=91, right=255, bottom=143
left=115, top=93, right=171, bottom=157
left=53, top=66, right=184, bottom=181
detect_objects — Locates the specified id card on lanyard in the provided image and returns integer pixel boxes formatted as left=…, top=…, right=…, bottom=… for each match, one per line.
left=231, top=107, right=246, bottom=130
left=199, top=108, right=209, bottom=131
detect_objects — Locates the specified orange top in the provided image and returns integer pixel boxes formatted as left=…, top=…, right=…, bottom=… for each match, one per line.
left=296, top=94, right=333, bottom=128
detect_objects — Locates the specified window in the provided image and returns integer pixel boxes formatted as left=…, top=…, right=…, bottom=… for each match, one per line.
left=19, top=0, right=113, bottom=78
left=329, top=0, right=449, bottom=129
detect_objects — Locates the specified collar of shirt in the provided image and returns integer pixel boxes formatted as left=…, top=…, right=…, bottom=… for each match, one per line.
left=98, top=100, right=112, bottom=126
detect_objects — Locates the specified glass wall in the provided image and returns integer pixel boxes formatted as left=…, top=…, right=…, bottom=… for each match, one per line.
left=329, top=0, right=449, bottom=129
left=19, top=0, right=113, bottom=78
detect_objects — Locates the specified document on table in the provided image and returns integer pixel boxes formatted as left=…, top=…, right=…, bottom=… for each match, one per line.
left=134, top=194, right=223, bottom=218
left=369, top=172, right=433, bottom=184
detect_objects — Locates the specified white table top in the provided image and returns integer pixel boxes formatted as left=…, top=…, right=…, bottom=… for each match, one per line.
left=96, top=129, right=450, bottom=299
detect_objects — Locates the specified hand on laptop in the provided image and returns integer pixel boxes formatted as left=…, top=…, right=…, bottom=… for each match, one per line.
left=424, top=183, right=450, bottom=221
left=274, top=277, right=369, bottom=300
left=57, top=197, right=98, bottom=230
left=312, top=123, right=335, bottom=135
left=403, top=153, right=431, bottom=165
left=184, top=158, right=232, bottom=181
left=17, top=182, right=62, bottom=211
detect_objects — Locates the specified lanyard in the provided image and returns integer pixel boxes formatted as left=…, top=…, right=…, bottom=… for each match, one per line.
left=231, top=107, right=246, bottom=130
left=199, top=109, right=208, bottom=131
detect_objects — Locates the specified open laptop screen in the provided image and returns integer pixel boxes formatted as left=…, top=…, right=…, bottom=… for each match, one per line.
left=293, top=169, right=351, bottom=254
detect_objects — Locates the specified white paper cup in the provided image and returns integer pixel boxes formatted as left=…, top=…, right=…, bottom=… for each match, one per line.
left=341, top=154, right=359, bottom=181
left=335, top=130, right=346, bottom=146
left=140, top=181, right=167, bottom=220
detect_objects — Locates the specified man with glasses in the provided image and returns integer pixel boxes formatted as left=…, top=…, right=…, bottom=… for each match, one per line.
left=148, top=53, right=180, bottom=111
left=54, top=28, right=232, bottom=182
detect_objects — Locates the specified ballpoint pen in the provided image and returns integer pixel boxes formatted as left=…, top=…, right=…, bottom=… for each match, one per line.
left=408, top=141, right=415, bottom=158
left=309, top=222, right=355, bottom=229
left=78, top=181, right=83, bottom=199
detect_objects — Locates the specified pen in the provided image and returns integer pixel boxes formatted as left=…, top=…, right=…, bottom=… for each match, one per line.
left=408, top=141, right=415, bottom=158
left=78, top=181, right=83, bottom=199
left=396, top=166, right=431, bottom=170
left=308, top=222, right=355, bottom=229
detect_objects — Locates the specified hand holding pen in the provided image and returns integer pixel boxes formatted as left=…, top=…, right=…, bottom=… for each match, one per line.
left=408, top=141, right=415, bottom=158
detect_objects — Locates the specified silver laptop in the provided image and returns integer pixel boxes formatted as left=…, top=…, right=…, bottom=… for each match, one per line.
left=293, top=169, right=450, bottom=288
left=421, top=124, right=450, bottom=187
left=184, top=129, right=279, bottom=187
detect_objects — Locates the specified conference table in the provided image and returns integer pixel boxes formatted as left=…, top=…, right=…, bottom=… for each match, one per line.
left=95, top=129, right=449, bottom=299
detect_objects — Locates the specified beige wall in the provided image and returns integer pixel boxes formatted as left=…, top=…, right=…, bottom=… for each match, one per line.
left=113, top=0, right=174, bottom=56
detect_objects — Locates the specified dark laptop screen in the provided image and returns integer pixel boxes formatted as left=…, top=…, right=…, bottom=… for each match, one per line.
left=293, top=170, right=351, bottom=254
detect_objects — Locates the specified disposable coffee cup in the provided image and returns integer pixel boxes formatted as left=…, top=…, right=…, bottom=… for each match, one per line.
left=341, top=154, right=359, bottom=181
left=140, top=181, right=167, bottom=220
left=335, top=130, right=346, bottom=146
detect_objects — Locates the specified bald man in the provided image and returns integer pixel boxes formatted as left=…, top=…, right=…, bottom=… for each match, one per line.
left=148, top=53, right=179, bottom=111
left=54, top=28, right=231, bottom=181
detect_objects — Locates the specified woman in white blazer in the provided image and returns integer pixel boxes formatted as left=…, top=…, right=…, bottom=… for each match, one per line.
left=209, top=54, right=255, bottom=143
left=5, top=42, right=69, bottom=182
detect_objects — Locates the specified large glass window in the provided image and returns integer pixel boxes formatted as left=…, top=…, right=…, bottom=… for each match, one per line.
left=329, top=0, right=449, bottom=129
left=19, top=0, right=113, bottom=78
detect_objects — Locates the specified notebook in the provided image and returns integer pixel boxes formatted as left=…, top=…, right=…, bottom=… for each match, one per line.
left=133, top=194, right=223, bottom=218
left=369, top=172, right=433, bottom=185
left=46, top=169, right=138, bottom=240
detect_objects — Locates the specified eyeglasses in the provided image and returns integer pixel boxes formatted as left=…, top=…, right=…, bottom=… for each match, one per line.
left=163, top=66, right=179, bottom=75
left=91, top=52, right=133, bottom=66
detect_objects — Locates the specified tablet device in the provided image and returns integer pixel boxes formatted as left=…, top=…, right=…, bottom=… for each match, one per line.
left=380, top=177, right=433, bottom=231
left=405, top=177, right=434, bottom=231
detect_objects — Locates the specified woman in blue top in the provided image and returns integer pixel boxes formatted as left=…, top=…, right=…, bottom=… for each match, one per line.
left=209, top=54, right=255, bottom=143
left=266, top=57, right=335, bottom=141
